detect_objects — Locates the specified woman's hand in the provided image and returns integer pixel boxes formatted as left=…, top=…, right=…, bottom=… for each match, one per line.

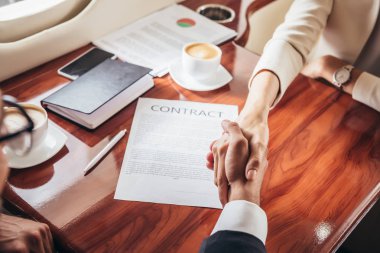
left=302, top=55, right=362, bottom=95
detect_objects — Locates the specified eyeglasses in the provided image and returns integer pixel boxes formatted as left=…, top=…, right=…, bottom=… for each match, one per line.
left=0, top=95, right=34, bottom=156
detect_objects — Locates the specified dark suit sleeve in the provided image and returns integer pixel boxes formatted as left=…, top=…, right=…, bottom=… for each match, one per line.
left=199, top=230, right=267, bottom=253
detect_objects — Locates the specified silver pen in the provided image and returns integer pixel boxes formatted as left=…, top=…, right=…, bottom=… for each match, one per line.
left=84, top=129, right=127, bottom=175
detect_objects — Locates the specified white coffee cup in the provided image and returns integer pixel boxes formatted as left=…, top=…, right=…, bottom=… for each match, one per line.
left=3, top=103, right=48, bottom=153
left=182, top=42, right=222, bottom=81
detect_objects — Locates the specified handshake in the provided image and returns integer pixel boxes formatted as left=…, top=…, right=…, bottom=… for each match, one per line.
left=206, top=120, right=268, bottom=207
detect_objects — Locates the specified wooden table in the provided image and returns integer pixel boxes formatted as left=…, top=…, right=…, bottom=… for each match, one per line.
left=1, top=0, right=379, bottom=252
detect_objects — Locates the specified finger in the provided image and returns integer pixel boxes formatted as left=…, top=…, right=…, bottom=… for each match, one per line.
left=245, top=157, right=259, bottom=180
left=42, top=231, right=51, bottom=253
left=246, top=159, right=267, bottom=180
left=246, top=158, right=268, bottom=181
left=217, top=145, right=228, bottom=206
left=209, top=140, right=217, bottom=151
left=221, top=120, right=243, bottom=136
left=246, top=143, right=268, bottom=180
left=244, top=157, right=267, bottom=206
left=218, top=176, right=228, bottom=207
left=41, top=224, right=54, bottom=253
left=27, top=230, right=46, bottom=253
left=48, top=231, right=54, bottom=253
left=206, top=151, right=214, bottom=167
left=212, top=144, right=218, bottom=186
left=225, top=133, right=249, bottom=180
left=36, top=238, right=46, bottom=253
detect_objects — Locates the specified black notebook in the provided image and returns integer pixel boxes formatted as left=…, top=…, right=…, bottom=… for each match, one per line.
left=42, top=59, right=153, bottom=129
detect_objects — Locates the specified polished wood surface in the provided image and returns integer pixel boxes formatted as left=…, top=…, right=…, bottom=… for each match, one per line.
left=1, top=0, right=379, bottom=252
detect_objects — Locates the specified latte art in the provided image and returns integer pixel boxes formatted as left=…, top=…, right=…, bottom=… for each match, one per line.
left=2, top=103, right=49, bottom=157
left=4, top=107, right=46, bottom=132
left=185, top=43, right=219, bottom=60
left=181, top=42, right=222, bottom=82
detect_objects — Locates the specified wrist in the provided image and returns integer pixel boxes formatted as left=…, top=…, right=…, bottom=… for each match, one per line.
left=317, top=56, right=362, bottom=95
left=341, top=68, right=362, bottom=95
left=229, top=183, right=260, bottom=206
left=238, top=107, right=268, bottom=126
left=238, top=94, right=271, bottom=128
left=318, top=55, right=347, bottom=81
left=327, top=66, right=362, bottom=95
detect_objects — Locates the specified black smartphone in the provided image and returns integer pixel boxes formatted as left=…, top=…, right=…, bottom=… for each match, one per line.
left=58, top=47, right=115, bottom=80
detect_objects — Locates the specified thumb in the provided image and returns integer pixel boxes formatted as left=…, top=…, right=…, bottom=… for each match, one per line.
left=245, top=157, right=259, bottom=180
left=245, top=157, right=268, bottom=180
left=246, top=142, right=268, bottom=180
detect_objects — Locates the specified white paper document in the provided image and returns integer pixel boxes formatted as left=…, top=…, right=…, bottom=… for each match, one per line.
left=115, top=98, right=238, bottom=208
left=93, top=4, right=237, bottom=76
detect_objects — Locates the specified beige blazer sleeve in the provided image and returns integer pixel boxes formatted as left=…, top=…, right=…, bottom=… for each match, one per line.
left=353, top=73, right=380, bottom=112
left=251, top=0, right=334, bottom=106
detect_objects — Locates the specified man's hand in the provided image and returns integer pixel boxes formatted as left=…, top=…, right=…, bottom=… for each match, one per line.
left=207, top=120, right=268, bottom=206
left=0, top=214, right=54, bottom=253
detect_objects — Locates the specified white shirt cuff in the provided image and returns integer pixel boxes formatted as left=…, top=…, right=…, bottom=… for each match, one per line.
left=252, top=39, right=303, bottom=108
left=211, top=200, right=268, bottom=245
left=352, top=72, right=380, bottom=112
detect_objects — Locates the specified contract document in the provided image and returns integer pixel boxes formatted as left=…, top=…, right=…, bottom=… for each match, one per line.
left=93, top=4, right=236, bottom=76
left=115, top=98, right=238, bottom=208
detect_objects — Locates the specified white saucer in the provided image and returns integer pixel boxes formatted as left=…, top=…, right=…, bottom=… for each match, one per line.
left=6, top=124, right=67, bottom=169
left=169, top=60, right=232, bottom=91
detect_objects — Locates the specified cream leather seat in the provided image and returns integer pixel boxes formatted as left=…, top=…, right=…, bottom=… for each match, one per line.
left=0, top=0, right=179, bottom=82
left=243, top=0, right=294, bottom=55
left=0, top=0, right=91, bottom=43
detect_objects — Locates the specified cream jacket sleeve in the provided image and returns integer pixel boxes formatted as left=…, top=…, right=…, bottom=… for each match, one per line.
left=353, top=73, right=380, bottom=112
left=252, top=0, right=380, bottom=112
left=252, top=0, right=334, bottom=106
